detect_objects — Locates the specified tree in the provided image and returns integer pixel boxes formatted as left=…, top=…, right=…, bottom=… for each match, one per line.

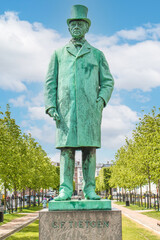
left=0, top=105, right=23, bottom=209
left=96, top=167, right=111, bottom=196
left=110, top=107, right=160, bottom=207
left=52, top=166, right=60, bottom=192
left=0, top=105, right=61, bottom=209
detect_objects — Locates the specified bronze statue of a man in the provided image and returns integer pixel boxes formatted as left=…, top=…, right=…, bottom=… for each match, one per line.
left=44, top=5, right=114, bottom=201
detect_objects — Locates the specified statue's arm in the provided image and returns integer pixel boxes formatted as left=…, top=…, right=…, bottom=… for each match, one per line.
left=98, top=52, right=114, bottom=107
left=44, top=51, right=60, bottom=121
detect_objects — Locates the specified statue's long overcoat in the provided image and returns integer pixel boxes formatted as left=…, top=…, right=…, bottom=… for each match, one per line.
left=44, top=41, right=114, bottom=148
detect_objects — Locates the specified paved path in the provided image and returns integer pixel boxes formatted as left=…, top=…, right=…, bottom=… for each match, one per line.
left=113, top=202, right=160, bottom=236
left=0, top=211, right=40, bottom=240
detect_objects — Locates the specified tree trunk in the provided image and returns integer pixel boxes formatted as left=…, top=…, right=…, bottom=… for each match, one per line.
left=29, top=188, right=31, bottom=207
left=148, top=178, right=151, bottom=208
left=110, top=188, right=112, bottom=200
left=124, top=188, right=126, bottom=202
left=42, top=189, right=44, bottom=202
left=23, top=189, right=25, bottom=208
left=4, top=186, right=7, bottom=212
left=38, top=190, right=40, bottom=206
left=134, top=188, right=136, bottom=194
left=105, top=189, right=108, bottom=198
left=34, top=190, right=36, bottom=206
left=158, top=179, right=160, bottom=211
left=140, top=185, right=143, bottom=206
left=14, top=187, right=17, bottom=212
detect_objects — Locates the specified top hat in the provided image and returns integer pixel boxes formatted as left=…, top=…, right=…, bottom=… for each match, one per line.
left=67, top=5, right=91, bottom=27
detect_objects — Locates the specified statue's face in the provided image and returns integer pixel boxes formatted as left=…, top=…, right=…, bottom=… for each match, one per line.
left=68, top=20, right=89, bottom=39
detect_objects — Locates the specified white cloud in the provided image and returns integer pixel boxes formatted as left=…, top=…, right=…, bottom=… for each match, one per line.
left=1, top=12, right=160, bottom=93
left=90, top=24, right=160, bottom=92
left=9, top=95, right=30, bottom=107
left=27, top=124, right=55, bottom=144
left=101, top=104, right=139, bottom=149
left=27, top=106, right=57, bottom=128
left=9, top=91, right=45, bottom=108
left=0, top=11, right=68, bottom=91
left=31, top=92, right=45, bottom=107
left=117, top=27, right=147, bottom=41
left=109, top=93, right=122, bottom=105
left=49, top=152, right=60, bottom=163
left=103, top=40, right=160, bottom=92
left=88, top=34, right=118, bottom=48
left=28, top=106, right=47, bottom=120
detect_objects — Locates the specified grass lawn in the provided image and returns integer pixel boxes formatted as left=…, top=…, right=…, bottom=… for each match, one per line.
left=5, top=216, right=160, bottom=240
left=141, top=211, right=160, bottom=221
left=115, top=201, right=151, bottom=211
left=18, top=205, right=43, bottom=213
left=122, top=215, right=160, bottom=240
left=125, top=204, right=146, bottom=211
left=114, top=201, right=125, bottom=206
left=6, top=220, right=39, bottom=240
left=0, top=206, right=42, bottom=226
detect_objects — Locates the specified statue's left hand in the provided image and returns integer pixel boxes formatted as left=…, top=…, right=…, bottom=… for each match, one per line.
left=47, top=108, right=60, bottom=121
left=96, top=97, right=104, bottom=111
left=53, top=110, right=60, bottom=122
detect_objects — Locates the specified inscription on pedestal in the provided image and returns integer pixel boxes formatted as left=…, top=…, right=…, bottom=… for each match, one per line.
left=39, top=210, right=122, bottom=240
left=52, top=220, right=109, bottom=229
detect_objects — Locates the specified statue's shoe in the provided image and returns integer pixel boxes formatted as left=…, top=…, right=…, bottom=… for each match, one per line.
left=54, top=193, right=71, bottom=201
left=85, top=192, right=101, bottom=200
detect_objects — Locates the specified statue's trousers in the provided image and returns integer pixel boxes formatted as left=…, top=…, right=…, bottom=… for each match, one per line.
left=59, top=148, right=96, bottom=198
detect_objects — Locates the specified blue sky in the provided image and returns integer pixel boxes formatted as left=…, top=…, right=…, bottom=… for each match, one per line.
left=0, top=0, right=160, bottom=163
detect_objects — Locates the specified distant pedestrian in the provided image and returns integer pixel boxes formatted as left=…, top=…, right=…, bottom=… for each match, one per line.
left=42, top=198, right=47, bottom=208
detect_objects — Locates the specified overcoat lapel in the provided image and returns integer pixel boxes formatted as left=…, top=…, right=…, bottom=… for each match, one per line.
left=66, top=41, right=91, bottom=58
left=66, top=42, right=77, bottom=57
left=77, top=41, right=91, bottom=58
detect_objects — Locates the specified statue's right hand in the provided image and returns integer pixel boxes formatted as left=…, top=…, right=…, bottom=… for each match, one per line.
left=47, top=108, right=55, bottom=117
left=48, top=108, right=60, bottom=122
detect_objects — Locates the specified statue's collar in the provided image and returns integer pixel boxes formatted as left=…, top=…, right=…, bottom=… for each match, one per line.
left=70, top=38, right=86, bottom=46
left=66, top=40, right=91, bottom=58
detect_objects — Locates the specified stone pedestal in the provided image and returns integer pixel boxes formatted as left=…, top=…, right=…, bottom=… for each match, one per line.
left=39, top=209, right=122, bottom=240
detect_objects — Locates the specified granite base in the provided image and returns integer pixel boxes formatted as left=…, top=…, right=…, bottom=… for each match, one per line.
left=39, top=209, right=122, bottom=240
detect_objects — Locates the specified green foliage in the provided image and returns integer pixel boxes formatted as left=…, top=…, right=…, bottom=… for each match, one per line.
left=0, top=105, right=60, bottom=195
left=96, top=167, right=111, bottom=194
left=110, top=107, right=160, bottom=192
left=52, top=166, right=60, bottom=191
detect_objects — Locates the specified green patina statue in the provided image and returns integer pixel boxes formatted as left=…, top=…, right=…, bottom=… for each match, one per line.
left=44, top=5, right=114, bottom=201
